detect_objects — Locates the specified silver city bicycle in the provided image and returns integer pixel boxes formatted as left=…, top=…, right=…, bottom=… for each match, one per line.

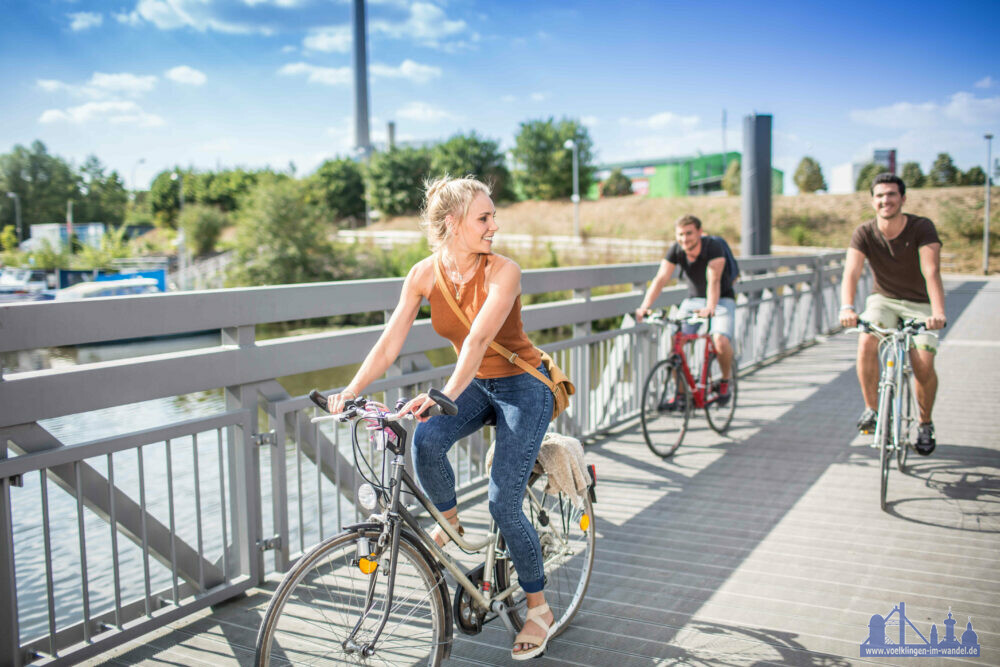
left=848, top=318, right=938, bottom=511
left=255, top=388, right=596, bottom=665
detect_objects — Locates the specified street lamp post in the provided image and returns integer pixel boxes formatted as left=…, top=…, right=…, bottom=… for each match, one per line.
left=563, top=139, right=580, bottom=238
left=131, top=158, right=146, bottom=201
left=5, top=192, right=22, bottom=244
left=985, top=133, right=993, bottom=275
left=171, top=171, right=187, bottom=290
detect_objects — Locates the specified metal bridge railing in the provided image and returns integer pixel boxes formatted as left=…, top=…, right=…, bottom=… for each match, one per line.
left=0, top=252, right=867, bottom=665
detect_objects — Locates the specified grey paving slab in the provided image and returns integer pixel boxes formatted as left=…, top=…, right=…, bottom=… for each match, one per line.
left=82, top=278, right=1000, bottom=666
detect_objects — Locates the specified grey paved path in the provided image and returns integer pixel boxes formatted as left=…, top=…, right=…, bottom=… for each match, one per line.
left=89, top=278, right=1000, bottom=666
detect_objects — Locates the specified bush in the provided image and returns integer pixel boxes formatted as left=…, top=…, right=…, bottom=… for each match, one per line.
left=901, top=162, right=925, bottom=189
left=366, top=147, right=433, bottom=216
left=179, top=204, right=228, bottom=256
left=227, top=177, right=358, bottom=287
left=600, top=168, right=633, bottom=197
left=793, top=156, right=826, bottom=193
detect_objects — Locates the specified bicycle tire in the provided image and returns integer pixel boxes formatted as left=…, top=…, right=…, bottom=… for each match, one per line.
left=704, top=355, right=737, bottom=434
left=876, top=387, right=894, bottom=511
left=640, top=359, right=691, bottom=458
left=897, top=372, right=915, bottom=472
left=503, top=471, right=596, bottom=639
left=255, top=526, right=448, bottom=666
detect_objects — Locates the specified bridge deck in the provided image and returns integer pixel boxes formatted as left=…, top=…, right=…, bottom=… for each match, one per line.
left=89, top=278, right=1000, bottom=666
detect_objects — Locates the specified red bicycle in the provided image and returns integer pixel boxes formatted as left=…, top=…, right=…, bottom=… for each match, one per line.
left=640, top=312, right=738, bottom=457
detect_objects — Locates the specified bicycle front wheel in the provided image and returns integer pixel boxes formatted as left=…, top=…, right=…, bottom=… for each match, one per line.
left=876, top=388, right=894, bottom=511
left=641, top=359, right=691, bottom=458
left=897, top=373, right=915, bottom=472
left=255, top=527, right=448, bottom=666
left=704, top=355, right=737, bottom=434
left=503, top=471, right=596, bottom=639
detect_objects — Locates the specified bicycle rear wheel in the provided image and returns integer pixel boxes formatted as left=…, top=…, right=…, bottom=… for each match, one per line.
left=641, top=359, right=691, bottom=458
left=704, top=354, right=737, bottom=434
left=876, top=388, right=894, bottom=511
left=255, top=527, right=448, bottom=666
left=897, top=372, right=915, bottom=472
left=503, top=471, right=595, bottom=639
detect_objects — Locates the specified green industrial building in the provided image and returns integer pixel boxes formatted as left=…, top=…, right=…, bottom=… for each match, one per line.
left=591, top=151, right=783, bottom=198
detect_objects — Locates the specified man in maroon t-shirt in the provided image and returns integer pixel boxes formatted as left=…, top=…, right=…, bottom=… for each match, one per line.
left=840, top=173, right=946, bottom=455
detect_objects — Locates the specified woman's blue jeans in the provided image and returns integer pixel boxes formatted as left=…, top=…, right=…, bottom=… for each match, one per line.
left=412, top=366, right=553, bottom=594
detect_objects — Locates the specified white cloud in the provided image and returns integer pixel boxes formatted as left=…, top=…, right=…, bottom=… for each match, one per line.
left=529, top=92, right=547, bottom=102
left=90, top=72, right=158, bottom=96
left=975, top=76, right=995, bottom=89
left=371, top=60, right=441, bottom=84
left=68, top=12, right=103, bottom=31
left=39, top=100, right=164, bottom=127
left=166, top=65, right=207, bottom=86
left=279, top=62, right=352, bottom=86
left=303, top=25, right=351, bottom=53
left=36, top=72, right=158, bottom=99
left=118, top=0, right=274, bottom=35
left=371, top=2, right=473, bottom=49
left=395, top=101, right=457, bottom=123
left=501, top=94, right=516, bottom=103
left=581, top=115, right=599, bottom=127
left=620, top=111, right=700, bottom=130
left=850, top=91, right=1000, bottom=129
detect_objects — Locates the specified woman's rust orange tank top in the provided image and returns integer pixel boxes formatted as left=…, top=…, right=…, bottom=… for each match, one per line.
left=429, top=254, right=541, bottom=379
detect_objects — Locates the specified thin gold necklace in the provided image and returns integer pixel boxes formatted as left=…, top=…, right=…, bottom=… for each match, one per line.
left=442, top=251, right=479, bottom=299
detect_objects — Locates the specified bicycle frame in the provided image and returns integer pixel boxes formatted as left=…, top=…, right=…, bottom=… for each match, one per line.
left=872, top=331, right=915, bottom=454
left=338, top=414, right=537, bottom=653
left=669, top=322, right=720, bottom=410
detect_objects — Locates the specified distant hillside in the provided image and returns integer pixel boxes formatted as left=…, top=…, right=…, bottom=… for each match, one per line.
left=374, top=185, right=999, bottom=274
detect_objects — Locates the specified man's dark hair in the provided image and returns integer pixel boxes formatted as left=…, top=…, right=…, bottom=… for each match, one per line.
left=675, top=214, right=702, bottom=229
left=870, top=173, right=906, bottom=196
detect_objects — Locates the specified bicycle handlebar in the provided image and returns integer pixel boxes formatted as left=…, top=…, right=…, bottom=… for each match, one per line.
left=308, top=387, right=459, bottom=424
left=644, top=311, right=710, bottom=327
left=847, top=318, right=944, bottom=338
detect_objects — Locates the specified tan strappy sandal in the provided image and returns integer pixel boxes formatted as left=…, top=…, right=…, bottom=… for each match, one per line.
left=429, top=518, right=464, bottom=547
left=511, top=602, right=552, bottom=661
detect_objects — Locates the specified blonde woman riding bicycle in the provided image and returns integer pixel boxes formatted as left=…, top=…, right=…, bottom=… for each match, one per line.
left=327, top=175, right=557, bottom=660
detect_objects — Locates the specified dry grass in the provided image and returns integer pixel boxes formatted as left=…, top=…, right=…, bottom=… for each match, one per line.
left=374, top=185, right=1000, bottom=274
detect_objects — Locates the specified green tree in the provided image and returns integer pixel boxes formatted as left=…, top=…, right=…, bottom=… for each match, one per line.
left=227, top=176, right=354, bottom=286
left=901, top=162, right=926, bottom=189
left=430, top=132, right=513, bottom=202
left=722, top=159, right=741, bottom=195
left=366, top=147, right=433, bottom=216
left=149, top=169, right=189, bottom=226
left=600, top=168, right=633, bottom=197
left=72, top=225, right=132, bottom=270
left=511, top=118, right=595, bottom=200
left=793, top=156, right=826, bottom=193
left=179, top=204, right=228, bottom=256
left=0, top=141, right=80, bottom=233
left=960, top=165, right=986, bottom=186
left=928, top=153, right=959, bottom=187
left=77, top=155, right=128, bottom=225
left=308, top=158, right=365, bottom=222
left=855, top=162, right=884, bottom=192
left=204, top=169, right=259, bottom=211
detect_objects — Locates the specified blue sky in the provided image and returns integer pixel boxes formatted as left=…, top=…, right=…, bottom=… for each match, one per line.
left=2, top=0, right=997, bottom=194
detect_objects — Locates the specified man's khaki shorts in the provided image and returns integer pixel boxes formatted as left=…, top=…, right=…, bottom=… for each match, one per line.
left=861, top=293, right=938, bottom=353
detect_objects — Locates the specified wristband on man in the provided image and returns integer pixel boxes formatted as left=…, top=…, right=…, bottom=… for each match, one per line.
left=840, top=304, right=855, bottom=312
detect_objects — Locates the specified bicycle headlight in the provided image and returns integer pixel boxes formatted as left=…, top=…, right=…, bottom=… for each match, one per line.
left=357, top=483, right=378, bottom=510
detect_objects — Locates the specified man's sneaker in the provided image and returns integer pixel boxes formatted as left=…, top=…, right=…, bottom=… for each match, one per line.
left=857, top=408, right=877, bottom=433
left=659, top=393, right=686, bottom=412
left=915, top=422, right=936, bottom=456
left=715, top=380, right=731, bottom=406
